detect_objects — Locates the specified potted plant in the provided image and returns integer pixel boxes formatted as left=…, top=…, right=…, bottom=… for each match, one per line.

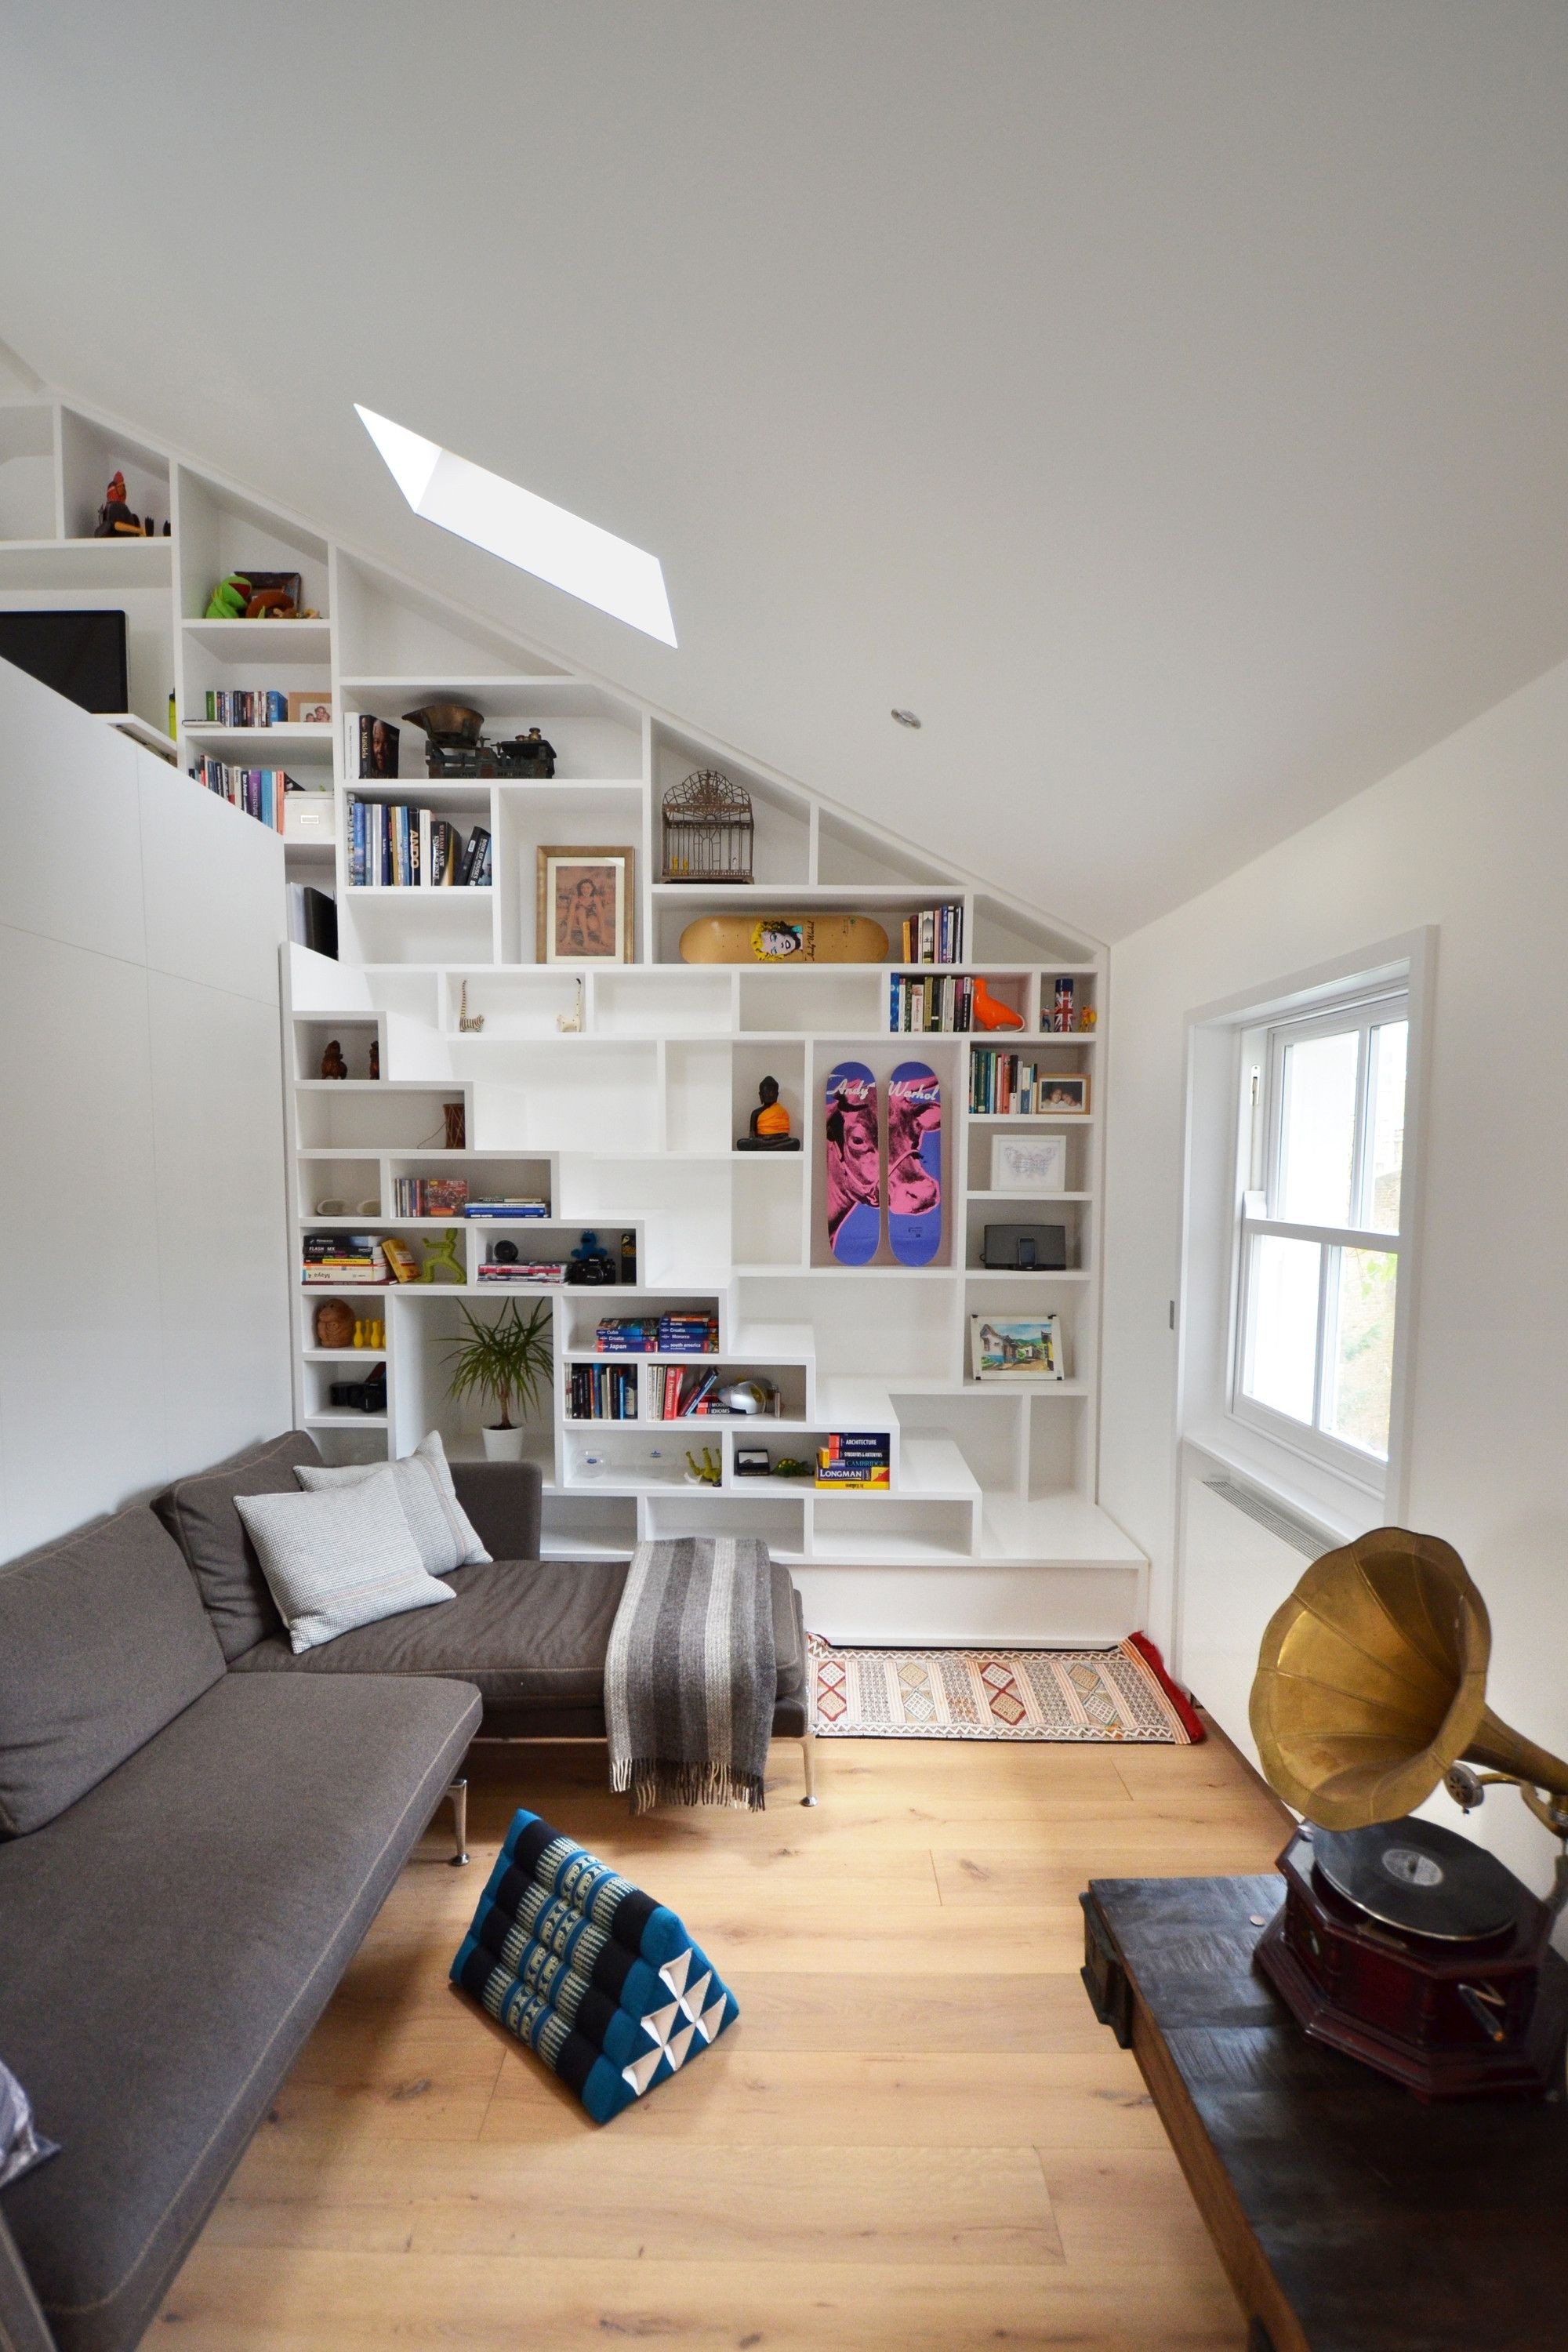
left=443, top=1301, right=552, bottom=1462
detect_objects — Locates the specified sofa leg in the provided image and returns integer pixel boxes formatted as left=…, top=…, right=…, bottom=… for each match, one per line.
left=800, top=1732, right=818, bottom=1807
left=447, top=1777, right=470, bottom=1865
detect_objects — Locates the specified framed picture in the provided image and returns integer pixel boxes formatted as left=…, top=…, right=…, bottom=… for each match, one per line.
left=288, top=691, right=333, bottom=725
left=969, top=1314, right=1066, bottom=1382
left=991, top=1134, right=1066, bottom=1193
left=536, top=845, right=635, bottom=963
left=1039, top=1074, right=1091, bottom=1116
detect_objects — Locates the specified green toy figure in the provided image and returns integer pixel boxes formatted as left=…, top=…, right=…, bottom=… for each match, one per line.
left=419, top=1229, right=465, bottom=1285
left=684, top=1445, right=721, bottom=1487
left=205, top=573, right=252, bottom=621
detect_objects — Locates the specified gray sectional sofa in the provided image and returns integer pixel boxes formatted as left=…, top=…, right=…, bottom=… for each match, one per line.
left=0, top=1430, right=812, bottom=2352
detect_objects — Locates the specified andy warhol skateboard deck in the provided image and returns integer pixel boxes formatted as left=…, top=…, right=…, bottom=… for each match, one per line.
left=887, top=1060, right=942, bottom=1266
left=824, top=1061, right=880, bottom=1265
left=680, top=914, right=890, bottom=965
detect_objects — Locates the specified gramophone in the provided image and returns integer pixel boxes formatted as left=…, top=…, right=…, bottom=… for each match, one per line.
left=1249, top=1527, right=1568, bottom=2100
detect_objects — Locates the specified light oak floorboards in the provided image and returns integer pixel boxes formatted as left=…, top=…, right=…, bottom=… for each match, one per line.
left=156, top=1726, right=1287, bottom=2349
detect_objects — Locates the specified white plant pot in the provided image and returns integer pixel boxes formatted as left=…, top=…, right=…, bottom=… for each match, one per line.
left=481, top=1425, right=526, bottom=1462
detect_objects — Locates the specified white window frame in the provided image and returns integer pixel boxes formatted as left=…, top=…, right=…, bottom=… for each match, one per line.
left=1174, top=931, right=1432, bottom=1540
left=1229, top=989, right=1409, bottom=1490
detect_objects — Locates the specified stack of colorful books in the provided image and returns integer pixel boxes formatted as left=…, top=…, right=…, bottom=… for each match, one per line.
left=302, top=1235, right=390, bottom=1286
left=191, top=759, right=292, bottom=829
left=466, top=1198, right=550, bottom=1218
left=479, top=1259, right=565, bottom=1286
left=814, top=1432, right=891, bottom=1488
left=594, top=1316, right=717, bottom=1356
left=890, top=972, right=976, bottom=1031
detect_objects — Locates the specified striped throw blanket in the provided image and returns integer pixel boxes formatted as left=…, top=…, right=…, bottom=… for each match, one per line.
left=604, top=1535, right=775, bottom=1813
left=450, top=1810, right=739, bottom=2122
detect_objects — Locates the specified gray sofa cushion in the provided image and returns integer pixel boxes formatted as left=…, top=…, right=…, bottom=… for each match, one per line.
left=0, top=1671, right=480, bottom=2352
left=151, top=1430, right=323, bottom=1660
left=0, top=1506, right=224, bottom=1837
left=297, top=1431, right=491, bottom=1574
left=231, top=1556, right=810, bottom=1732
left=235, top=1471, right=454, bottom=1653
left=447, top=1459, right=542, bottom=1566
left=0, top=2211, right=54, bottom=2352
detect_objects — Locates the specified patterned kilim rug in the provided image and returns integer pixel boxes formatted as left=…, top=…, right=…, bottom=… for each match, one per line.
left=806, top=1632, right=1200, bottom=1744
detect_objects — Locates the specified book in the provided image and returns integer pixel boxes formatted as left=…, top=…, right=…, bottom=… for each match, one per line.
left=203, top=688, right=289, bottom=728
left=353, top=714, right=399, bottom=779
left=285, top=884, right=338, bottom=959
left=466, top=1200, right=550, bottom=1217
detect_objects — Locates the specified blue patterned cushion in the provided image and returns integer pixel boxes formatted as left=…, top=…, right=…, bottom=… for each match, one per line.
left=0, top=2056, right=56, bottom=2187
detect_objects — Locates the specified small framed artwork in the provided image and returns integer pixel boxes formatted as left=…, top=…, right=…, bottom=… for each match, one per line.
left=735, top=1446, right=772, bottom=1478
left=536, top=845, right=636, bottom=963
left=991, top=1134, right=1067, bottom=1193
left=288, top=691, right=333, bottom=725
left=1040, top=1074, right=1091, bottom=1116
left=970, top=1314, right=1066, bottom=1382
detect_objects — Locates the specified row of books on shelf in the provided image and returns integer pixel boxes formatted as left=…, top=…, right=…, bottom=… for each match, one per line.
left=814, top=1432, right=891, bottom=1489
left=568, top=1365, right=638, bottom=1421
left=191, top=759, right=295, bottom=830
left=594, top=1316, right=718, bottom=1356
left=889, top=973, right=991, bottom=1032
left=389, top=1180, right=549, bottom=1218
left=478, top=1260, right=564, bottom=1285
left=969, top=1050, right=1091, bottom=1116
left=346, top=796, right=492, bottom=887
left=899, top=902, right=964, bottom=964
left=652, top=1369, right=736, bottom=1417
left=201, top=689, right=321, bottom=728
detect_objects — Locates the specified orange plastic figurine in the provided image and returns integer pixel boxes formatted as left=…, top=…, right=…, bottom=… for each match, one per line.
left=971, top=978, right=1024, bottom=1032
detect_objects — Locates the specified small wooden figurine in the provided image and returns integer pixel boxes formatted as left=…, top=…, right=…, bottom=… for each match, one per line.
left=736, top=1075, right=801, bottom=1152
left=314, top=1299, right=356, bottom=1349
left=94, top=472, right=147, bottom=538
left=368, top=1038, right=380, bottom=1080
left=444, top=1102, right=466, bottom=1150
left=321, top=1039, right=349, bottom=1080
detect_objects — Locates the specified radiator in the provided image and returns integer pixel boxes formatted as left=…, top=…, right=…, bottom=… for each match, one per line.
left=1178, top=1463, right=1334, bottom=1765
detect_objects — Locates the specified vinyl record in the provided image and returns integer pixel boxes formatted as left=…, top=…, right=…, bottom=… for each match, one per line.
left=1311, top=1817, right=1533, bottom=1944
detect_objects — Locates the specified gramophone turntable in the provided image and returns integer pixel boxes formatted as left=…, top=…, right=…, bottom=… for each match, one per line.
left=1250, top=1527, right=1568, bottom=2100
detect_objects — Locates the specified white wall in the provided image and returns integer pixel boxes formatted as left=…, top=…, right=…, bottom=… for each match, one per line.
left=0, top=658, right=292, bottom=1559
left=1102, top=652, right=1568, bottom=1893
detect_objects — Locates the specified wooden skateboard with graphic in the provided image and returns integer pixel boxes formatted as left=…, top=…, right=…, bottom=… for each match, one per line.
left=679, top=914, right=890, bottom=965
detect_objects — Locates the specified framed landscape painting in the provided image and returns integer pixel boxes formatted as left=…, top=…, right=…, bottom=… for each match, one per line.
left=536, top=845, right=635, bottom=963
left=969, top=1314, right=1066, bottom=1382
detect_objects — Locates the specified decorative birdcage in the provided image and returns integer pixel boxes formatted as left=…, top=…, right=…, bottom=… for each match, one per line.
left=661, top=770, right=753, bottom=884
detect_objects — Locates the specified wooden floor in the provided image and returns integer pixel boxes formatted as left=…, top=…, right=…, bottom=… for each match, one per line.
left=155, top=1727, right=1289, bottom=2350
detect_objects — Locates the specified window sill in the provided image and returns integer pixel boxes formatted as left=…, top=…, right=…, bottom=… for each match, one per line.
left=1181, top=1415, right=1385, bottom=1551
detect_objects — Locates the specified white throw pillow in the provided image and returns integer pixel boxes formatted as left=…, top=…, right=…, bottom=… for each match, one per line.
left=294, top=1430, right=490, bottom=1576
left=235, top=1469, right=455, bottom=1654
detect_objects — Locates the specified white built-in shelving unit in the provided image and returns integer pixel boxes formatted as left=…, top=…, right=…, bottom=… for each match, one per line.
left=1, top=386, right=1143, bottom=1642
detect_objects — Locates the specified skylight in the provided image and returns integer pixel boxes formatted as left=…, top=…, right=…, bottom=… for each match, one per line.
left=354, top=405, right=677, bottom=647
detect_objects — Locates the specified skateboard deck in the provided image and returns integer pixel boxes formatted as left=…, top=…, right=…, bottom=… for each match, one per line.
left=887, top=1060, right=942, bottom=1266
left=824, top=1061, right=880, bottom=1265
left=680, top=914, right=890, bottom=965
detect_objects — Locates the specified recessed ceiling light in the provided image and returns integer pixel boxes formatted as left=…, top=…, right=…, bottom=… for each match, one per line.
left=891, top=708, right=922, bottom=729
left=354, top=405, right=677, bottom=647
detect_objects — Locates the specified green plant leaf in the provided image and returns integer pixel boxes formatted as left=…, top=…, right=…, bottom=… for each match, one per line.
left=442, top=1301, right=553, bottom=1431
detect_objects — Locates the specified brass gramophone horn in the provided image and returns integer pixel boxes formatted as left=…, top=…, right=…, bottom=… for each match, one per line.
left=1249, top=1526, right=1568, bottom=1831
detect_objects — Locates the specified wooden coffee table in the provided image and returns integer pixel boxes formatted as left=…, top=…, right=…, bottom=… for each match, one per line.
left=1081, top=1873, right=1568, bottom=2351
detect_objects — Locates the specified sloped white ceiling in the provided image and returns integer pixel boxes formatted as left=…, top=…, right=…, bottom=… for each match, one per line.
left=4, top=2, right=1568, bottom=940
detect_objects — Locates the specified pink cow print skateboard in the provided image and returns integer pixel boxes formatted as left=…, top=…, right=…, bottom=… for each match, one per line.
left=824, top=1061, right=880, bottom=1265
left=887, top=1060, right=942, bottom=1267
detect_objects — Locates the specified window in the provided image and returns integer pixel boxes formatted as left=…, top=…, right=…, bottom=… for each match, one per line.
left=1232, top=993, right=1408, bottom=1483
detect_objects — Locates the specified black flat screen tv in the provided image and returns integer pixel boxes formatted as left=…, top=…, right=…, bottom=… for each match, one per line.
left=0, top=609, right=129, bottom=713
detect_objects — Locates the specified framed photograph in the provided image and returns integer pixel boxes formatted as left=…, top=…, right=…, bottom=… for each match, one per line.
left=1039, top=1074, right=1091, bottom=1116
left=536, top=845, right=635, bottom=964
left=991, top=1134, right=1066, bottom=1193
left=969, top=1314, right=1066, bottom=1382
left=288, top=691, right=333, bottom=726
